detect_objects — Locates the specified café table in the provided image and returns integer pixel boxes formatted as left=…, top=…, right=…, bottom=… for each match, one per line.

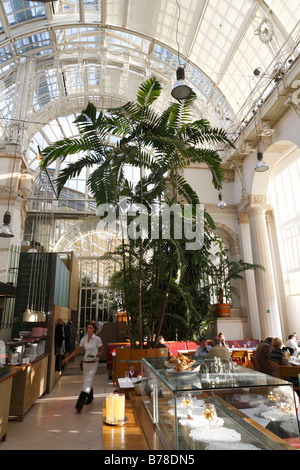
left=288, top=356, right=300, bottom=366
left=177, top=349, right=196, bottom=356
left=117, top=377, right=137, bottom=399
left=278, top=363, right=300, bottom=391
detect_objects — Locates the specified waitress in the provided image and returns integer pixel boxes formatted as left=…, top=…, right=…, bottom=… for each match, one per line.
left=62, top=322, right=104, bottom=413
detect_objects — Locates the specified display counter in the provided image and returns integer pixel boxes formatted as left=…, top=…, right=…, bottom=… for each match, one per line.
left=9, top=354, right=49, bottom=422
left=0, top=366, right=20, bottom=441
left=141, top=356, right=300, bottom=450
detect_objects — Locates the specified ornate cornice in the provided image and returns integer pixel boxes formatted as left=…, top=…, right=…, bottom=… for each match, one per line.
left=237, top=193, right=273, bottom=215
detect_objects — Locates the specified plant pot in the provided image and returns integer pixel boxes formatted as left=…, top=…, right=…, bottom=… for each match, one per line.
left=212, top=303, right=231, bottom=318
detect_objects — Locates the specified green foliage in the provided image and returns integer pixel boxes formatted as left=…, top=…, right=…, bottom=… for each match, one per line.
left=40, top=77, right=234, bottom=346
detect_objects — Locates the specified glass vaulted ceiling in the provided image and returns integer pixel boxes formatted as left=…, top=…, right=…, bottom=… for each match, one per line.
left=0, top=0, right=299, bottom=164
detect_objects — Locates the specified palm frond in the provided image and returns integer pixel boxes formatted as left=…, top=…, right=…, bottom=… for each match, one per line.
left=55, top=153, right=104, bottom=194
left=136, top=77, right=162, bottom=109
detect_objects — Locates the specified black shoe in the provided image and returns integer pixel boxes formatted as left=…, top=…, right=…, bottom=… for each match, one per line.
left=85, top=388, right=94, bottom=405
left=75, top=391, right=88, bottom=413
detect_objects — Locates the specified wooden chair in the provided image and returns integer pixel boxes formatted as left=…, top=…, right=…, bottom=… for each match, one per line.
left=268, top=360, right=300, bottom=393
left=231, top=350, right=248, bottom=366
left=251, top=355, right=262, bottom=372
left=278, top=365, right=300, bottom=392
left=267, top=359, right=281, bottom=378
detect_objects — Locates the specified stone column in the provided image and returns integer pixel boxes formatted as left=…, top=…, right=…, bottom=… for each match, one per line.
left=247, top=204, right=282, bottom=339
left=265, top=210, right=289, bottom=341
left=238, top=212, right=261, bottom=340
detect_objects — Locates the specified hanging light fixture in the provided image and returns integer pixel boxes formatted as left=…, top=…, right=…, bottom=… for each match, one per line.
left=171, top=66, right=192, bottom=100
left=0, top=124, right=21, bottom=238
left=217, top=192, right=227, bottom=209
left=0, top=211, right=14, bottom=237
left=171, top=0, right=192, bottom=100
left=255, top=151, right=269, bottom=172
left=253, top=112, right=269, bottom=172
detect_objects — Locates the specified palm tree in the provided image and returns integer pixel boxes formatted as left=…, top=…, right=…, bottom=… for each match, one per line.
left=40, top=77, right=234, bottom=346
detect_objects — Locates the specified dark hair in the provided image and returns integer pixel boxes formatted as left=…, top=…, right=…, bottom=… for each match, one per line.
left=212, top=336, right=221, bottom=345
left=265, top=337, right=273, bottom=344
left=288, top=334, right=295, bottom=340
left=87, top=322, right=97, bottom=332
left=199, top=337, right=207, bottom=342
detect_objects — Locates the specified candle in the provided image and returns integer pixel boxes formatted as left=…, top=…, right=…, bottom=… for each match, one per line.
left=106, top=393, right=115, bottom=424
left=114, top=393, right=125, bottom=423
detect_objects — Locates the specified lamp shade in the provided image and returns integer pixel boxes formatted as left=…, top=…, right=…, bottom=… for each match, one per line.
left=0, top=211, right=14, bottom=238
left=217, top=193, right=227, bottom=209
left=171, top=67, right=192, bottom=100
left=255, top=152, right=269, bottom=172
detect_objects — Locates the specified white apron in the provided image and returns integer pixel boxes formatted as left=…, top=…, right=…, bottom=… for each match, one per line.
left=79, top=333, right=103, bottom=394
left=82, top=361, right=98, bottom=394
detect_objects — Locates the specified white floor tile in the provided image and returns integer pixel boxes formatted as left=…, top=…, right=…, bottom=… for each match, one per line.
left=1, top=359, right=114, bottom=451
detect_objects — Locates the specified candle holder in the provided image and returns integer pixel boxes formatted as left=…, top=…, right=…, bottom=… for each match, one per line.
left=104, top=393, right=128, bottom=426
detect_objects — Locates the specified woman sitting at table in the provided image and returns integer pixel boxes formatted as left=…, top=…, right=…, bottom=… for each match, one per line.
left=271, top=337, right=299, bottom=387
left=218, top=332, right=228, bottom=348
left=270, top=337, right=289, bottom=365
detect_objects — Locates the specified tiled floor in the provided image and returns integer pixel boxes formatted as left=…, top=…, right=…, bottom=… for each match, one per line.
left=1, top=357, right=115, bottom=450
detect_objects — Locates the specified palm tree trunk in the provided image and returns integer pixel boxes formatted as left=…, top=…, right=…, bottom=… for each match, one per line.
left=121, top=238, right=133, bottom=346
left=138, top=143, right=143, bottom=348
left=154, top=259, right=173, bottom=345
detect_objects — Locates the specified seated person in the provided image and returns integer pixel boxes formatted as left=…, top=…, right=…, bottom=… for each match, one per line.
left=270, top=337, right=289, bottom=365
left=285, top=334, right=300, bottom=354
left=255, top=337, right=273, bottom=375
left=155, top=335, right=171, bottom=356
left=194, top=337, right=212, bottom=358
left=207, top=336, right=232, bottom=363
left=218, top=332, right=228, bottom=348
left=271, top=337, right=299, bottom=387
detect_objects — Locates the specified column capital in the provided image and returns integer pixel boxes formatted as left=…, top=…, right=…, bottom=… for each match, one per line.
left=240, top=194, right=273, bottom=217
left=237, top=212, right=249, bottom=224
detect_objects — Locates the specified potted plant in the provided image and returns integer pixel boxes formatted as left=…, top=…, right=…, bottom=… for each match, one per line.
left=208, top=236, right=264, bottom=317
left=40, top=77, right=233, bottom=347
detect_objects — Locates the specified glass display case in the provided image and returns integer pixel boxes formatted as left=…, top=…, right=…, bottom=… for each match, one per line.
left=141, top=356, right=300, bottom=450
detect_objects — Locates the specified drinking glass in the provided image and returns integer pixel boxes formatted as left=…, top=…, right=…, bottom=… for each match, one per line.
left=125, top=371, right=129, bottom=380
left=204, top=403, right=217, bottom=422
left=181, top=392, right=193, bottom=408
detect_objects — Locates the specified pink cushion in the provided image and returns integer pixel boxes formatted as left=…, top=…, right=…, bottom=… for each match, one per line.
left=165, top=341, right=187, bottom=356
left=186, top=341, right=199, bottom=350
left=227, top=340, right=259, bottom=348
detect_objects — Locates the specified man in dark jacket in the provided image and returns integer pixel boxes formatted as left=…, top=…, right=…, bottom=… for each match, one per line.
left=255, top=337, right=273, bottom=375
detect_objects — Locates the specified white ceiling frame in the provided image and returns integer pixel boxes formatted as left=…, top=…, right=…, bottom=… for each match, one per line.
left=78, top=0, right=85, bottom=23
left=122, top=0, right=130, bottom=29
left=186, top=0, right=209, bottom=58
left=215, top=3, right=258, bottom=85
left=0, top=2, right=11, bottom=38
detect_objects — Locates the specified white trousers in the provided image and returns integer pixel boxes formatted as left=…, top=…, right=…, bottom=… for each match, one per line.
left=82, top=361, right=98, bottom=394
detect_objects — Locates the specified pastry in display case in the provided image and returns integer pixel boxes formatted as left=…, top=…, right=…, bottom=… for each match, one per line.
left=141, top=356, right=300, bottom=450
